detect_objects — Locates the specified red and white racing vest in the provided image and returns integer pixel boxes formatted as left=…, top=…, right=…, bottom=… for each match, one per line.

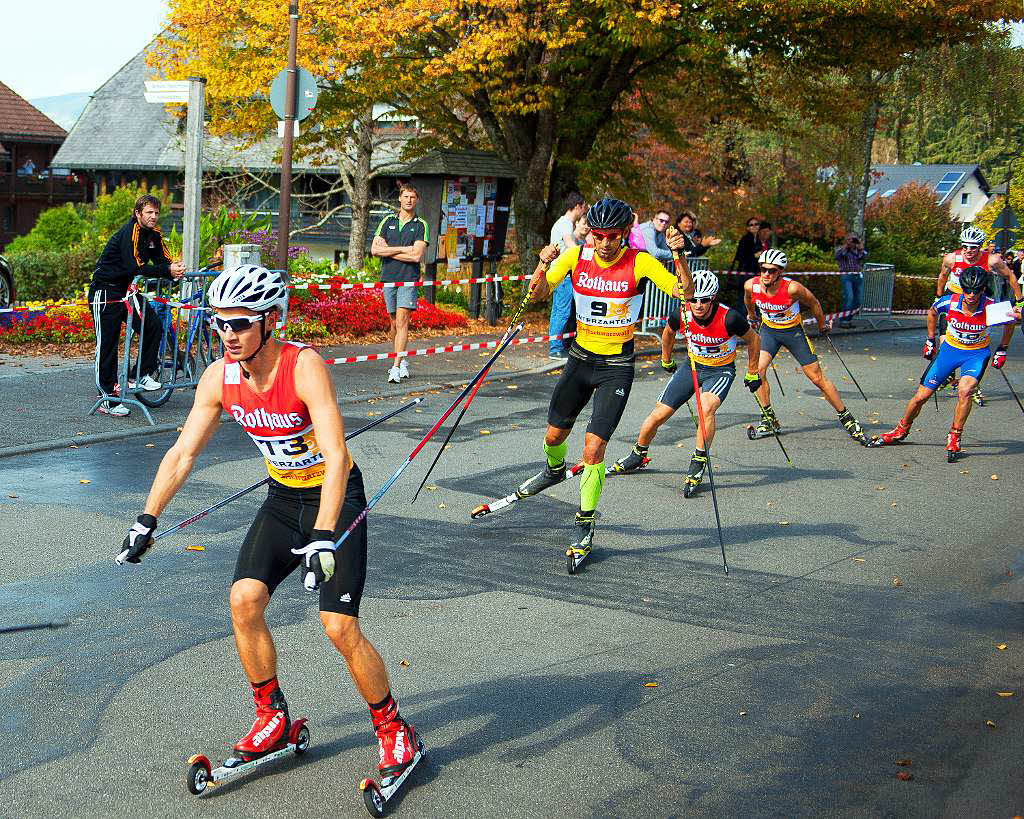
left=943, top=293, right=993, bottom=351
left=947, top=250, right=990, bottom=295
left=221, top=342, right=326, bottom=488
left=571, top=247, right=644, bottom=353
left=687, top=304, right=737, bottom=366
left=750, top=277, right=801, bottom=329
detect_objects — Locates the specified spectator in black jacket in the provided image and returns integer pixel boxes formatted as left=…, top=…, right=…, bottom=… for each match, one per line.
left=88, top=194, right=184, bottom=416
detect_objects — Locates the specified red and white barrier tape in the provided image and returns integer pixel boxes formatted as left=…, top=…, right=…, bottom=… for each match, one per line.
left=324, top=331, right=576, bottom=365
left=290, top=273, right=530, bottom=292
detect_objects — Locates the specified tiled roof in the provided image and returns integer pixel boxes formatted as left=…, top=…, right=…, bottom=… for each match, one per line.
left=402, top=149, right=516, bottom=178
left=0, top=81, right=66, bottom=142
left=52, top=41, right=349, bottom=173
left=869, top=164, right=988, bottom=204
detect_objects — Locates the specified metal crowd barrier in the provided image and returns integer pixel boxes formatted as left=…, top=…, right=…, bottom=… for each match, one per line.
left=88, top=271, right=220, bottom=425
left=637, top=256, right=709, bottom=338
left=859, top=263, right=899, bottom=328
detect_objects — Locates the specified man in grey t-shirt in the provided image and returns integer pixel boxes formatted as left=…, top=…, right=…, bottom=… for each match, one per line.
left=548, top=191, right=586, bottom=358
left=372, top=184, right=429, bottom=383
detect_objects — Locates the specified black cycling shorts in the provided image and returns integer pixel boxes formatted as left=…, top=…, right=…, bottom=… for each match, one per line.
left=759, top=324, right=818, bottom=367
left=547, top=347, right=634, bottom=441
left=657, top=363, right=735, bottom=410
left=233, top=466, right=368, bottom=616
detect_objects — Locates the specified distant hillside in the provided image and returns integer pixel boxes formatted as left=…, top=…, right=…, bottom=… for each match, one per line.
left=29, top=93, right=90, bottom=132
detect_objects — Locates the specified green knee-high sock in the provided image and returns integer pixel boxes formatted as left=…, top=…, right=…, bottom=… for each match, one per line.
left=544, top=440, right=568, bottom=468
left=579, top=462, right=605, bottom=513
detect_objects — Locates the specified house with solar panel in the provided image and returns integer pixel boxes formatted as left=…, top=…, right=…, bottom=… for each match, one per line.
left=868, top=164, right=991, bottom=224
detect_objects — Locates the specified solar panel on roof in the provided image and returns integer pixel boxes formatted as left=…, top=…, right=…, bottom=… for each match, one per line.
left=938, top=171, right=963, bottom=184
left=935, top=182, right=956, bottom=194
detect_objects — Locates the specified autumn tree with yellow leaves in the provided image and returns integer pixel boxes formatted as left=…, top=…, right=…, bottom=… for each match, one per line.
left=154, top=0, right=1015, bottom=264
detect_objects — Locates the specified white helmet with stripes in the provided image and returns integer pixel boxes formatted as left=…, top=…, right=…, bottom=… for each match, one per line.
left=208, top=265, right=289, bottom=328
left=692, top=269, right=720, bottom=300
left=960, top=226, right=986, bottom=247
left=758, top=248, right=788, bottom=269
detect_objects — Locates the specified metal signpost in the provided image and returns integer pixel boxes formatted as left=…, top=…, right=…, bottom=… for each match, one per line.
left=143, top=78, right=206, bottom=272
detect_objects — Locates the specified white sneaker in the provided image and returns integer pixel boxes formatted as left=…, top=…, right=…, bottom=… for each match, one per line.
left=98, top=401, right=130, bottom=417
left=129, top=375, right=162, bottom=391
left=387, top=366, right=402, bottom=384
left=398, top=358, right=409, bottom=379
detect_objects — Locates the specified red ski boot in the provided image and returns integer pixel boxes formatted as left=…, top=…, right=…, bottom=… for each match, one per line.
left=946, top=426, right=963, bottom=463
left=371, top=695, right=418, bottom=778
left=878, top=419, right=910, bottom=446
left=231, top=678, right=290, bottom=762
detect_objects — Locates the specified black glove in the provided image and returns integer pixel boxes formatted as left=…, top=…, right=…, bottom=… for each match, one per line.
left=743, top=372, right=762, bottom=393
left=922, top=337, right=936, bottom=360
left=116, top=514, right=157, bottom=564
left=291, top=529, right=336, bottom=592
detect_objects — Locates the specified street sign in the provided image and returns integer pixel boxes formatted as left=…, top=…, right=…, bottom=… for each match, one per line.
left=993, top=207, right=1019, bottom=230
left=144, top=80, right=190, bottom=103
left=269, top=67, right=319, bottom=121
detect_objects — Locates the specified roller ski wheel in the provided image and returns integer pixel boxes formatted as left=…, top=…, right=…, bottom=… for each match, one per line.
left=359, top=731, right=425, bottom=817
left=566, top=515, right=595, bottom=575
left=683, top=476, right=700, bottom=498
left=946, top=427, right=962, bottom=463
left=746, top=421, right=779, bottom=440
left=184, top=719, right=309, bottom=796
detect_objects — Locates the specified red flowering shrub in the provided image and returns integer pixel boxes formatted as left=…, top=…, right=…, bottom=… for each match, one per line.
left=0, top=305, right=94, bottom=343
left=289, top=277, right=467, bottom=339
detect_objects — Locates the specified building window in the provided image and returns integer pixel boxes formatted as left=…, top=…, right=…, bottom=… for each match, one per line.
left=960, top=192, right=970, bottom=206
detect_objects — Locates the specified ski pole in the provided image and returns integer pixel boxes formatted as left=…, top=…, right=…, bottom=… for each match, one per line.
left=822, top=332, right=868, bottom=401
left=411, top=281, right=541, bottom=502
left=667, top=239, right=727, bottom=574
left=752, top=392, right=792, bottom=465
left=0, top=620, right=69, bottom=636
left=334, top=324, right=525, bottom=549
left=770, top=360, right=785, bottom=396
left=155, top=397, right=424, bottom=542
left=999, top=367, right=1024, bottom=415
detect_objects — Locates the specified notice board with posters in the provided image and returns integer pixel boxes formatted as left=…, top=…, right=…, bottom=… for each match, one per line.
left=435, top=176, right=514, bottom=272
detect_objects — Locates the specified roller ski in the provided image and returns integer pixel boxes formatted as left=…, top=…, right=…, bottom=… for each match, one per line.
left=877, top=419, right=910, bottom=446
left=607, top=444, right=651, bottom=475
left=186, top=681, right=309, bottom=795
left=566, top=511, right=596, bottom=575
left=471, top=462, right=584, bottom=519
left=746, top=405, right=781, bottom=440
left=682, top=449, right=707, bottom=498
left=946, top=426, right=963, bottom=463
left=361, top=701, right=424, bottom=817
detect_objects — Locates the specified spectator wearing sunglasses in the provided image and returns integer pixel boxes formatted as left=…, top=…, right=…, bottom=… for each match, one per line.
left=637, top=210, right=675, bottom=271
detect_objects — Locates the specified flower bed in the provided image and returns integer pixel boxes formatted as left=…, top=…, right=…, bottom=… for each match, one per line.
left=0, top=302, right=94, bottom=343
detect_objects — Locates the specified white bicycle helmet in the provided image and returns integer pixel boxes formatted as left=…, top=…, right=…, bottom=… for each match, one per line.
left=208, top=265, right=289, bottom=328
left=960, top=226, right=986, bottom=247
left=758, top=248, right=788, bottom=269
left=692, top=269, right=720, bottom=299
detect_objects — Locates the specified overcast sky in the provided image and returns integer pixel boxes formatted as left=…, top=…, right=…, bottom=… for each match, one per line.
left=1, top=4, right=1022, bottom=101
left=1, top=0, right=169, bottom=99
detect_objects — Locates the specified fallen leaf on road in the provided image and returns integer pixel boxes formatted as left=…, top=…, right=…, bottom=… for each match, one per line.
left=480, top=429, right=492, bottom=435
left=400, top=660, right=410, bottom=667
left=507, top=384, right=518, bottom=389
left=896, top=771, right=913, bottom=781
left=69, top=445, right=78, bottom=449
left=145, top=443, right=154, bottom=448
left=853, top=713, right=861, bottom=719
left=875, top=485, right=886, bottom=490
left=959, top=469, right=969, bottom=475
left=415, top=409, right=423, bottom=413
left=901, top=463, right=909, bottom=468
left=991, top=474, right=999, bottom=481
left=425, top=485, right=438, bottom=491
left=895, top=759, right=912, bottom=766
left=986, top=720, right=997, bottom=728
left=79, top=479, right=91, bottom=484
left=7, top=494, right=17, bottom=498
left=766, top=501, right=774, bottom=507
left=779, top=520, right=790, bottom=526
left=997, top=692, right=1014, bottom=697
left=644, top=682, right=658, bottom=687
left=891, top=502, right=898, bottom=507
left=853, top=557, right=866, bottom=563
left=870, top=356, right=878, bottom=361
left=176, top=426, right=183, bottom=431
left=997, top=643, right=1008, bottom=650
left=892, top=576, right=903, bottom=587
left=438, top=503, right=447, bottom=509
left=186, top=545, right=205, bottom=552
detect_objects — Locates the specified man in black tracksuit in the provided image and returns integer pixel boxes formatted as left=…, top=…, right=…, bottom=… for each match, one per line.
left=88, top=194, right=184, bottom=411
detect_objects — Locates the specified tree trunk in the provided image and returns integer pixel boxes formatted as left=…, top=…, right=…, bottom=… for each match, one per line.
left=345, top=108, right=374, bottom=270
left=849, top=93, right=881, bottom=240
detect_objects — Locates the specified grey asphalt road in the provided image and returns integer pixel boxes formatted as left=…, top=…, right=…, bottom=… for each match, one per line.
left=1, top=326, right=1023, bottom=818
